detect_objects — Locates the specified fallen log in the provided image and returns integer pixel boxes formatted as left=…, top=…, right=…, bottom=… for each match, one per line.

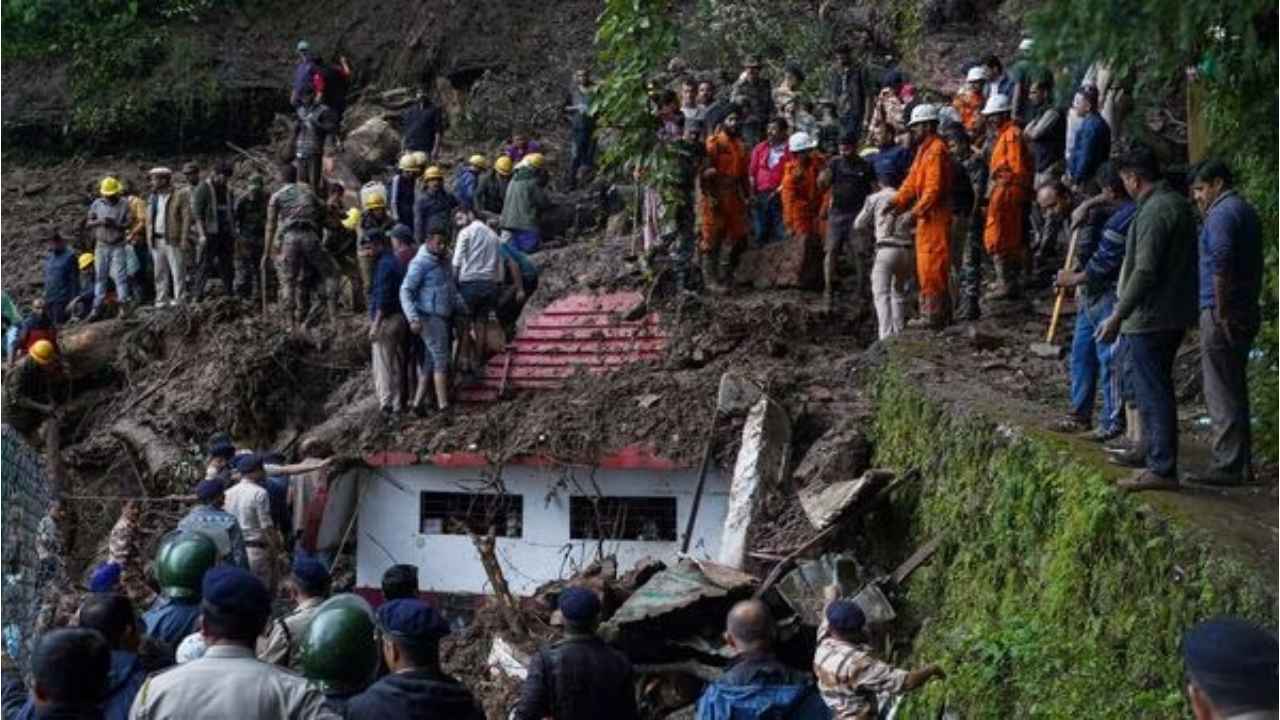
left=110, top=417, right=194, bottom=489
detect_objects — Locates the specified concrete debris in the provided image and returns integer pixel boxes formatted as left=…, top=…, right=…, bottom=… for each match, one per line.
left=717, top=396, right=791, bottom=569
left=792, top=417, right=872, bottom=489
left=776, top=553, right=866, bottom=625
left=486, top=636, right=530, bottom=680
left=713, top=372, right=763, bottom=416
left=798, top=468, right=895, bottom=531
left=850, top=582, right=897, bottom=626
left=341, top=115, right=401, bottom=177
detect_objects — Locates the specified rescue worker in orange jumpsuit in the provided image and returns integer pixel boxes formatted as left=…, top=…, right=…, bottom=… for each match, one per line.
left=781, top=131, right=826, bottom=290
left=700, top=108, right=751, bottom=290
left=888, top=104, right=953, bottom=328
left=981, top=93, right=1033, bottom=299
left=953, top=66, right=987, bottom=136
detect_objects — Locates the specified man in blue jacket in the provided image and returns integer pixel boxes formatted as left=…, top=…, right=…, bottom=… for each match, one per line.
left=1066, top=84, right=1111, bottom=192
left=42, top=230, right=78, bottom=326
left=1054, top=163, right=1135, bottom=441
left=696, top=600, right=828, bottom=720
left=6, top=593, right=145, bottom=720
left=400, top=224, right=457, bottom=416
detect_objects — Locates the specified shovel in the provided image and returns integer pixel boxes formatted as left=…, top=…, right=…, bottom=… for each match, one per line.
left=1029, top=226, right=1079, bottom=358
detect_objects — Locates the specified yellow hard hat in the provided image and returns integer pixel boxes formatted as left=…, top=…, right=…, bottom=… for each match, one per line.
left=29, top=340, right=55, bottom=366
left=365, top=192, right=387, bottom=210
left=468, top=154, right=488, bottom=169
left=422, top=166, right=445, bottom=181
left=494, top=156, right=514, bottom=176
left=523, top=153, right=545, bottom=169
left=99, top=177, right=122, bottom=196
left=409, top=151, right=429, bottom=169
left=341, top=208, right=362, bottom=230
left=78, top=253, right=95, bottom=270
left=398, top=154, right=422, bottom=172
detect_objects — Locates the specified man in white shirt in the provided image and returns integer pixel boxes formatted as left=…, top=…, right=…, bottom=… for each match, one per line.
left=452, top=208, right=502, bottom=376
left=223, top=454, right=285, bottom=592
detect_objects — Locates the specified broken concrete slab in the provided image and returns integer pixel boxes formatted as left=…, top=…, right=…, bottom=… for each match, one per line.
left=602, top=557, right=756, bottom=661
left=797, top=468, right=895, bottom=531
left=792, top=417, right=872, bottom=489
left=487, top=636, right=530, bottom=680
left=717, top=396, right=792, bottom=569
left=713, top=372, right=763, bottom=416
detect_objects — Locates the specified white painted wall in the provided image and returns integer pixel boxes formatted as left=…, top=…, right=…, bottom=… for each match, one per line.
left=356, top=464, right=729, bottom=595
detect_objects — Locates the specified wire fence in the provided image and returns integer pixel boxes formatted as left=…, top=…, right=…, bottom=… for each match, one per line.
left=2, top=424, right=52, bottom=669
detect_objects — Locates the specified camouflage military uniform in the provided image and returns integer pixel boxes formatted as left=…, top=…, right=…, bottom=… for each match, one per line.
left=109, top=510, right=157, bottom=607
left=34, top=514, right=68, bottom=632
left=814, top=601, right=910, bottom=719
left=665, top=138, right=705, bottom=291
left=957, top=152, right=990, bottom=320
left=268, top=182, right=338, bottom=324
left=234, top=187, right=269, bottom=300
left=730, top=75, right=774, bottom=148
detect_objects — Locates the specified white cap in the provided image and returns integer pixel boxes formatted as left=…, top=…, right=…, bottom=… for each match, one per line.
left=788, top=131, right=817, bottom=152
left=907, top=104, right=940, bottom=126
left=1018, top=38, right=1035, bottom=52
left=965, top=66, right=989, bottom=83
left=147, top=167, right=173, bottom=176
left=981, top=94, right=1013, bottom=115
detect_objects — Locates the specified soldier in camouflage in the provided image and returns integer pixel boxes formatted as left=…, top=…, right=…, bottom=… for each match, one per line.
left=730, top=56, right=775, bottom=150
left=944, top=126, right=991, bottom=321
left=263, top=163, right=340, bottom=330
left=34, top=500, right=70, bottom=633
left=233, top=174, right=269, bottom=301
left=108, top=500, right=156, bottom=608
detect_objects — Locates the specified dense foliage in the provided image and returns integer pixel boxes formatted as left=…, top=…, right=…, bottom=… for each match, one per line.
left=1029, top=0, right=1278, bottom=461
left=872, top=370, right=1275, bottom=718
left=2, top=0, right=232, bottom=146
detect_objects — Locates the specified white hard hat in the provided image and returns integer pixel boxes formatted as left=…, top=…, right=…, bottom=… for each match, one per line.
left=981, top=94, right=1013, bottom=115
left=788, top=131, right=817, bottom=153
left=965, top=66, right=988, bottom=83
left=907, top=104, right=940, bottom=126
left=148, top=167, right=173, bottom=176
left=1018, top=38, right=1035, bottom=52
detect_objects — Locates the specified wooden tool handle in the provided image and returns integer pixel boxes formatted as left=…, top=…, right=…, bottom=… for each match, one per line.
left=1045, top=227, right=1080, bottom=343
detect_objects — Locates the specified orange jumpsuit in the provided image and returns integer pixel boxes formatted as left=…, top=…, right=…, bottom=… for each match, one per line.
left=952, top=90, right=984, bottom=135
left=781, top=153, right=825, bottom=238
left=891, top=133, right=952, bottom=315
left=983, top=119, right=1033, bottom=259
left=700, top=130, right=750, bottom=253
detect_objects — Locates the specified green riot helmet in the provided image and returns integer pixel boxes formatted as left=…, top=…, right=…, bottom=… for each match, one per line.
left=155, top=531, right=219, bottom=600
left=300, top=594, right=379, bottom=694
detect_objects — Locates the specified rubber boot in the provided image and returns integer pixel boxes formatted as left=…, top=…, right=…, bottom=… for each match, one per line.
left=719, top=244, right=740, bottom=294
left=822, top=251, right=836, bottom=310
left=703, top=248, right=724, bottom=293
left=433, top=372, right=452, bottom=424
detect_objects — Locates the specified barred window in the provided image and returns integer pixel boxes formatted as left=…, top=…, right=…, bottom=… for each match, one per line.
left=420, top=492, right=523, bottom=537
left=569, top=496, right=677, bottom=541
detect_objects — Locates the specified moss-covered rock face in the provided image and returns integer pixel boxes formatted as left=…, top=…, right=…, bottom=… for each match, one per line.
left=868, top=368, right=1276, bottom=718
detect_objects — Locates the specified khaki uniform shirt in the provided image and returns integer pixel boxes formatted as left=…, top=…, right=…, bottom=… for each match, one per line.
left=129, top=644, right=336, bottom=720
left=224, top=479, right=273, bottom=545
left=813, top=602, right=908, bottom=719
left=257, top=597, right=324, bottom=671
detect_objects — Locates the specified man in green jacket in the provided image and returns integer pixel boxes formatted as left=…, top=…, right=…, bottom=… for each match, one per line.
left=1096, top=146, right=1198, bottom=491
left=499, top=153, right=552, bottom=253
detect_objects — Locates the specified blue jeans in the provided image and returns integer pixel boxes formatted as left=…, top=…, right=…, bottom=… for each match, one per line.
left=751, top=192, right=785, bottom=246
left=1124, top=329, right=1186, bottom=477
left=1069, top=293, right=1120, bottom=432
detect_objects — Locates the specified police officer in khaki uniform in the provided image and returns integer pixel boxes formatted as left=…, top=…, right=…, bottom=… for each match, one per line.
left=258, top=557, right=330, bottom=670
left=129, top=566, right=336, bottom=720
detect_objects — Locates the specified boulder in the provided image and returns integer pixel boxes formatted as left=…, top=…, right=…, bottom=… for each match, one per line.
left=732, top=234, right=822, bottom=289
left=341, top=115, right=402, bottom=180
left=793, top=417, right=872, bottom=488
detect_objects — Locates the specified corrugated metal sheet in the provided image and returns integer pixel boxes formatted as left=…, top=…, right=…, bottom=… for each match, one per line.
left=458, top=291, right=666, bottom=403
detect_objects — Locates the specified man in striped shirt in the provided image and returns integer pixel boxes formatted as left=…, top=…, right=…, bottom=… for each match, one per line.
left=814, top=588, right=944, bottom=718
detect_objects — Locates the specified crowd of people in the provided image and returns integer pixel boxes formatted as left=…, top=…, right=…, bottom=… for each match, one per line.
left=1, top=32, right=1272, bottom=720
left=624, top=40, right=1262, bottom=492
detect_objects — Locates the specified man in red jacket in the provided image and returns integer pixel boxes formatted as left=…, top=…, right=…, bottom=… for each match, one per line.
left=748, top=117, right=791, bottom=245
